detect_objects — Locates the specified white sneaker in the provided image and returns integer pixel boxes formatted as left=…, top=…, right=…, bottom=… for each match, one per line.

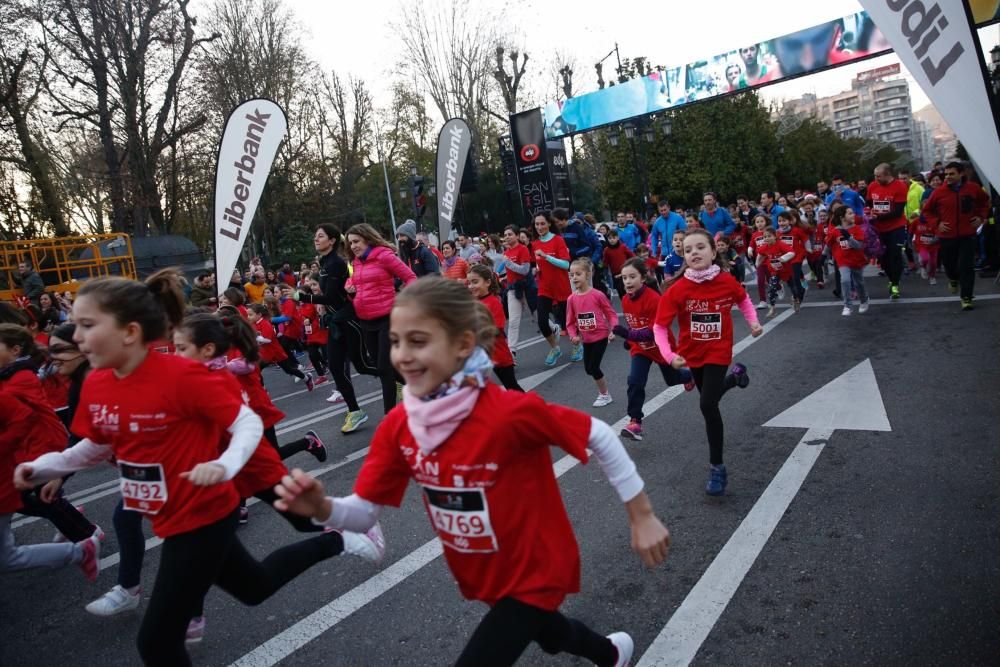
left=755, top=300, right=767, bottom=310
left=841, top=306, right=852, bottom=316
left=54, top=524, right=104, bottom=544
left=593, top=393, right=613, bottom=407
left=326, top=389, right=345, bottom=404
left=929, top=277, right=937, bottom=285
left=608, top=632, right=634, bottom=667
left=86, top=585, right=141, bottom=616
left=340, top=522, right=386, bottom=563
left=858, top=301, right=870, bottom=314
left=920, top=267, right=928, bottom=279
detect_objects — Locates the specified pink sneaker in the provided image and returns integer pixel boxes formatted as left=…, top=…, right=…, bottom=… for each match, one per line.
left=313, top=375, right=328, bottom=386
left=620, top=419, right=643, bottom=441
left=185, top=616, right=206, bottom=644
left=77, top=534, right=101, bottom=582
left=305, top=429, right=327, bottom=463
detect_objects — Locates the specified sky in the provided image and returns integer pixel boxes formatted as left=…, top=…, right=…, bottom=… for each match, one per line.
left=283, top=0, right=1000, bottom=119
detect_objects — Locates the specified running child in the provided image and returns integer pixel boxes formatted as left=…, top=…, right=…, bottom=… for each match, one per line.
left=565, top=258, right=618, bottom=407
left=654, top=229, right=762, bottom=496
left=634, top=243, right=660, bottom=286
left=613, top=258, right=693, bottom=441
left=13, top=269, right=375, bottom=666
left=775, top=210, right=811, bottom=311
left=747, top=213, right=772, bottom=309
left=531, top=212, right=576, bottom=366
left=755, top=228, right=796, bottom=318
left=299, top=276, right=330, bottom=380
left=909, top=212, right=939, bottom=285
left=715, top=235, right=742, bottom=282
left=274, top=276, right=670, bottom=667
left=248, top=303, right=315, bottom=390
left=601, top=228, right=633, bottom=301
left=826, top=206, right=870, bottom=316
left=501, top=225, right=534, bottom=352
left=660, top=230, right=686, bottom=278
left=467, top=265, right=523, bottom=392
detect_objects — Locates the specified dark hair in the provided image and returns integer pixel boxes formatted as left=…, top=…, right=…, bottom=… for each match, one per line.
left=179, top=312, right=260, bottom=364
left=944, top=161, right=963, bottom=172
left=441, top=239, right=457, bottom=252
left=663, top=229, right=729, bottom=289
left=75, top=268, right=185, bottom=343
left=196, top=272, right=211, bottom=281
left=467, top=264, right=501, bottom=296
left=263, top=296, right=280, bottom=317
left=394, top=276, right=496, bottom=356
left=248, top=303, right=269, bottom=317
left=0, top=323, right=44, bottom=366
left=622, top=256, right=649, bottom=279
left=51, top=322, right=78, bottom=346
left=831, top=174, right=843, bottom=182
left=533, top=211, right=554, bottom=225
left=550, top=208, right=569, bottom=222
left=830, top=206, right=852, bottom=227
left=223, top=287, right=245, bottom=306
left=0, top=302, right=28, bottom=326
left=777, top=210, right=800, bottom=227
left=503, top=224, right=519, bottom=236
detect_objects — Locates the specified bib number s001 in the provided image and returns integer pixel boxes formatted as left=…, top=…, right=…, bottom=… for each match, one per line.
left=422, top=485, right=497, bottom=553
left=118, top=460, right=167, bottom=514
left=690, top=312, right=722, bottom=341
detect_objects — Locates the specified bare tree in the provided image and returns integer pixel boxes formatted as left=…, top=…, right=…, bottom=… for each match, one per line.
left=492, top=45, right=528, bottom=115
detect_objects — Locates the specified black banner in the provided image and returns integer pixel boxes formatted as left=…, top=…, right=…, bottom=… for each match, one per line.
left=511, top=108, right=575, bottom=224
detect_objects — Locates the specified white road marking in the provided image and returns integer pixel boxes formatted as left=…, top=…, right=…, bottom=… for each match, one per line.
left=229, top=310, right=792, bottom=666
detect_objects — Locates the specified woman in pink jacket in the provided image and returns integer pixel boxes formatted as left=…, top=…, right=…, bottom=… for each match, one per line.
left=345, top=224, right=417, bottom=414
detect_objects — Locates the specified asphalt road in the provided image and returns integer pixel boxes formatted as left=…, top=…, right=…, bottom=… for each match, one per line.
left=3, top=272, right=998, bottom=667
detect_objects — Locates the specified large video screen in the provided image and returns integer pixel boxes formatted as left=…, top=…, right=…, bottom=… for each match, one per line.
left=542, top=4, right=1000, bottom=139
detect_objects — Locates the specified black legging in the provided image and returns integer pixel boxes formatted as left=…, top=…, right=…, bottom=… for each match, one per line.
left=691, top=364, right=740, bottom=466
left=360, top=315, right=401, bottom=414
left=582, top=339, right=608, bottom=380
left=454, top=597, right=617, bottom=666
left=325, top=318, right=378, bottom=413
left=879, top=227, right=908, bottom=287
left=306, top=343, right=327, bottom=377
left=493, top=365, right=524, bottom=392
left=137, top=510, right=342, bottom=666
left=19, top=486, right=96, bottom=543
left=536, top=297, right=566, bottom=339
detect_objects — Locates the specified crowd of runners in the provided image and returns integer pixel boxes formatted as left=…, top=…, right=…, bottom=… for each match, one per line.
left=1, top=160, right=996, bottom=666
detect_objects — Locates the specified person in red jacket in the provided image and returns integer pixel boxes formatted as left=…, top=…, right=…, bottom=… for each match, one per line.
left=775, top=210, right=811, bottom=311
left=921, top=161, right=990, bottom=309
left=276, top=285, right=305, bottom=359
left=614, top=258, right=693, bottom=441
left=654, top=229, right=763, bottom=496
left=248, top=303, right=314, bottom=389
left=602, top=228, right=634, bottom=301
left=531, top=212, right=575, bottom=366
left=868, top=163, right=911, bottom=299
left=467, top=265, right=523, bottom=392
left=754, top=228, right=795, bottom=318
left=825, top=206, right=870, bottom=316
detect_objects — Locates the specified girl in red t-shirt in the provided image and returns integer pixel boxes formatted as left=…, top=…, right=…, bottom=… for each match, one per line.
left=655, top=229, right=763, bottom=496
left=501, top=225, right=534, bottom=353
left=755, top=228, right=796, bottom=318
left=746, top=214, right=772, bottom=308
left=613, top=259, right=694, bottom=441
left=909, top=213, right=940, bottom=284
left=299, top=275, right=330, bottom=381
left=274, top=276, right=670, bottom=667
left=530, top=212, right=575, bottom=367
left=248, top=303, right=314, bottom=390
left=775, top=210, right=811, bottom=311
left=467, top=265, right=523, bottom=392
left=13, top=269, right=372, bottom=665
left=825, top=206, right=870, bottom=316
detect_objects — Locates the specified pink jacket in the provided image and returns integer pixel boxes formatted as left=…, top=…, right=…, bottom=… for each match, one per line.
left=349, top=245, right=417, bottom=320
left=566, top=288, right=618, bottom=344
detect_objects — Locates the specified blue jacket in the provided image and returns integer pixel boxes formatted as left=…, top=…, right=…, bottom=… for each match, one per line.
left=562, top=220, right=603, bottom=265
left=648, top=212, right=687, bottom=257
left=699, top=208, right=735, bottom=236
left=761, top=204, right=785, bottom=227
left=616, top=223, right=642, bottom=251
left=824, top=188, right=866, bottom=217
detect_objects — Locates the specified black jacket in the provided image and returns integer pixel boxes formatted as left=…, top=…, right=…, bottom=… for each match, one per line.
left=299, top=250, right=351, bottom=310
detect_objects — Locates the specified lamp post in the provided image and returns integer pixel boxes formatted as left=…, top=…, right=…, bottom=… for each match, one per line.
left=611, top=117, right=657, bottom=218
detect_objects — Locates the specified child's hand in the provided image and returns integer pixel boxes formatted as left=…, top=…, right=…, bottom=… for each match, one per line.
left=180, top=462, right=227, bottom=486
left=274, top=468, right=331, bottom=521
left=39, top=478, right=64, bottom=503
left=534, top=249, right=546, bottom=260
left=13, top=464, right=35, bottom=491
left=626, top=491, right=670, bottom=567
left=570, top=336, right=581, bottom=345
left=670, top=355, right=686, bottom=369
left=750, top=322, right=764, bottom=337
left=608, top=332, right=615, bottom=342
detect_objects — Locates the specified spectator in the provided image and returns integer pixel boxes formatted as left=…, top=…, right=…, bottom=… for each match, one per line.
left=554, top=209, right=603, bottom=267
left=417, top=231, right=445, bottom=263
left=699, top=192, right=736, bottom=236
left=759, top=191, right=785, bottom=227
left=456, top=233, right=481, bottom=261
left=244, top=269, right=268, bottom=304
left=277, top=262, right=297, bottom=288
left=614, top=211, right=642, bottom=251
left=440, top=240, right=470, bottom=281
left=17, top=261, right=45, bottom=306
left=189, top=273, right=217, bottom=309
left=396, top=219, right=440, bottom=277
left=824, top=175, right=866, bottom=217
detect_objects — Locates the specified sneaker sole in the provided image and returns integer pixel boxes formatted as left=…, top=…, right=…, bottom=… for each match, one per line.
left=342, top=414, right=369, bottom=433
left=620, top=429, right=643, bottom=441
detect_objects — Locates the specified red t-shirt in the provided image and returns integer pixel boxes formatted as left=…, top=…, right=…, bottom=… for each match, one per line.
left=825, top=226, right=867, bottom=270
left=749, top=230, right=767, bottom=257
left=756, top=241, right=795, bottom=281
left=729, top=226, right=750, bottom=256
left=531, top=235, right=571, bottom=302
left=909, top=218, right=938, bottom=250
left=353, top=384, right=592, bottom=610
left=622, top=285, right=672, bottom=364
left=1, top=369, right=68, bottom=463
left=776, top=226, right=809, bottom=263
left=480, top=295, right=514, bottom=368
left=502, top=244, right=532, bottom=287
left=254, top=319, right=287, bottom=364
left=867, top=179, right=909, bottom=233
left=279, top=299, right=303, bottom=340
left=71, top=352, right=242, bottom=538
left=602, top=242, right=634, bottom=276
left=655, top=272, right=746, bottom=368
left=299, top=303, right=329, bottom=346
left=0, top=394, right=33, bottom=513
left=227, top=352, right=285, bottom=430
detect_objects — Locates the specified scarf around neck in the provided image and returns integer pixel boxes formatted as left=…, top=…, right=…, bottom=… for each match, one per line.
left=684, top=264, right=721, bottom=283
left=403, top=347, right=494, bottom=455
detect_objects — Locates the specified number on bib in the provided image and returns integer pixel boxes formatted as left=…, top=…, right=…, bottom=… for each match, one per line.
left=118, top=460, right=168, bottom=515
left=690, top=312, right=722, bottom=341
left=422, top=485, right=498, bottom=553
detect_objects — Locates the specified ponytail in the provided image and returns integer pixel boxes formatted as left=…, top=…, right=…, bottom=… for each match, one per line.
left=220, top=312, right=260, bottom=364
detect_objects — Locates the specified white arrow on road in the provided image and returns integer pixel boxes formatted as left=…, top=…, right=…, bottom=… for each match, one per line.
left=637, top=358, right=891, bottom=667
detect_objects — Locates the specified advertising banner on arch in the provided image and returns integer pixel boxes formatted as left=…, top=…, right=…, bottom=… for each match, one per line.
left=435, top=118, right=473, bottom=243
left=859, top=0, right=1000, bottom=188
left=213, top=98, right=287, bottom=297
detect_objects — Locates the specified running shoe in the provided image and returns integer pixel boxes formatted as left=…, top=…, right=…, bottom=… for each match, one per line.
left=305, top=430, right=327, bottom=463
left=817, top=281, right=824, bottom=289
left=727, top=363, right=750, bottom=389
left=621, top=419, right=643, bottom=441
left=54, top=521, right=104, bottom=544
left=832, top=289, right=841, bottom=298
left=341, top=410, right=369, bottom=433
left=706, top=464, right=728, bottom=496
left=890, top=284, right=900, bottom=300
left=949, top=280, right=958, bottom=294
left=961, top=297, right=975, bottom=311
left=77, top=533, right=101, bottom=582
left=858, top=301, right=870, bottom=314
left=340, top=522, right=386, bottom=563
left=313, top=375, right=328, bottom=386
left=544, top=347, right=562, bottom=366
left=929, top=277, right=937, bottom=285
left=777, top=286, right=785, bottom=301
left=767, top=305, right=776, bottom=318
left=792, top=299, right=801, bottom=313
left=85, top=585, right=141, bottom=617
left=592, top=393, right=613, bottom=407
left=569, top=344, right=584, bottom=362
left=684, top=377, right=696, bottom=392
left=755, top=300, right=767, bottom=310
left=239, top=506, right=249, bottom=524
left=607, top=632, right=634, bottom=667
left=305, top=373, right=315, bottom=392
left=842, top=306, right=852, bottom=317
left=920, top=267, right=928, bottom=280
left=326, top=389, right=345, bottom=404
left=185, top=617, right=206, bottom=644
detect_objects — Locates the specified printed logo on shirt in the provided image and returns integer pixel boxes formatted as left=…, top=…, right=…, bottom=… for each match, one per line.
left=89, top=403, right=120, bottom=430
left=691, top=312, right=722, bottom=341
left=685, top=299, right=710, bottom=313
left=919, top=234, right=936, bottom=244
left=838, top=239, right=852, bottom=249
left=577, top=311, right=597, bottom=331
left=770, top=259, right=784, bottom=270
left=422, top=485, right=498, bottom=553
left=118, top=460, right=168, bottom=514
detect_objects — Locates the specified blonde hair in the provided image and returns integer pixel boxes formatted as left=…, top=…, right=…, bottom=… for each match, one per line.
left=393, top=276, right=496, bottom=356
left=570, top=257, right=594, bottom=274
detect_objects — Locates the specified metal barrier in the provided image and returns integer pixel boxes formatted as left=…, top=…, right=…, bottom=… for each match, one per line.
left=0, top=234, right=137, bottom=301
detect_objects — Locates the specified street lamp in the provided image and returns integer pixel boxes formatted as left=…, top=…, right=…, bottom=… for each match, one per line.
left=660, top=114, right=673, bottom=137
left=608, top=129, right=620, bottom=147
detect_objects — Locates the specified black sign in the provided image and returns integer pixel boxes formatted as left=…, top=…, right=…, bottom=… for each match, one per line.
left=511, top=109, right=575, bottom=225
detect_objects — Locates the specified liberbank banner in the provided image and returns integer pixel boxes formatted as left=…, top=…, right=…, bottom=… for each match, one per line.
left=542, top=3, right=1000, bottom=139
left=435, top=118, right=473, bottom=243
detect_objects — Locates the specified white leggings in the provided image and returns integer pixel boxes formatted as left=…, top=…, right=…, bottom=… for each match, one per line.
left=0, top=513, right=81, bottom=573
left=506, top=289, right=524, bottom=351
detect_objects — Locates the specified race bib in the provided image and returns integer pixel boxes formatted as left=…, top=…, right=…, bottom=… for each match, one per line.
left=577, top=311, right=597, bottom=332
left=920, top=234, right=936, bottom=245
left=118, top=460, right=167, bottom=514
left=423, top=485, right=498, bottom=553
left=690, top=312, right=722, bottom=341
left=838, top=239, right=851, bottom=249
left=872, top=198, right=890, bottom=213
left=769, top=259, right=784, bottom=271
left=304, top=321, right=313, bottom=335
left=780, top=234, right=795, bottom=246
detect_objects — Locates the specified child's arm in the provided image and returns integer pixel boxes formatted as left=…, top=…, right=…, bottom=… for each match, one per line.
left=226, top=358, right=256, bottom=376
left=564, top=297, right=580, bottom=341
left=15, top=439, right=114, bottom=488
left=273, top=469, right=384, bottom=533
left=600, top=293, right=619, bottom=331
left=736, top=292, right=764, bottom=336
left=182, top=404, right=263, bottom=485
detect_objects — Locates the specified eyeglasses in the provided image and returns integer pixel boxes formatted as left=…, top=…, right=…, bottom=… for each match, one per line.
left=48, top=345, right=80, bottom=355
